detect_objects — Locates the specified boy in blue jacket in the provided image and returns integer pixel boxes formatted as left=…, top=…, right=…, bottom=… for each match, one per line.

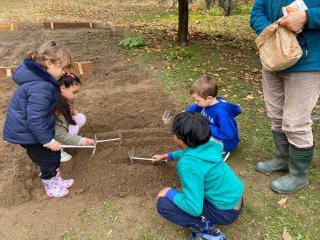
left=186, top=75, right=241, bottom=161
left=153, top=112, right=244, bottom=240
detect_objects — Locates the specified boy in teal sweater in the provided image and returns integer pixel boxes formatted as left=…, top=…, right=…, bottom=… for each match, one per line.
left=153, top=112, right=244, bottom=240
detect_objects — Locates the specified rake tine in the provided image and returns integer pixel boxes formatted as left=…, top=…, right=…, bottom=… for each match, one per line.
left=128, top=147, right=134, bottom=165
left=162, top=110, right=173, bottom=125
left=118, top=129, right=123, bottom=146
left=89, top=135, right=98, bottom=159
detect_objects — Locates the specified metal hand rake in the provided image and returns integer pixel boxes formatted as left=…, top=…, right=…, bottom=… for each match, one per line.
left=91, top=130, right=123, bottom=158
left=162, top=110, right=173, bottom=125
left=128, top=147, right=167, bottom=164
left=61, top=130, right=123, bottom=159
left=61, top=144, right=96, bottom=158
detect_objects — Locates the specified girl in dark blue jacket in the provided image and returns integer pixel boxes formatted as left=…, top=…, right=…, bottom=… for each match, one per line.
left=3, top=41, right=75, bottom=198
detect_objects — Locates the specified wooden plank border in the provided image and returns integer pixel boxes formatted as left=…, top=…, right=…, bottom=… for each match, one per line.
left=72, top=61, right=93, bottom=76
left=43, top=22, right=95, bottom=30
left=0, top=23, right=17, bottom=31
left=0, top=61, right=93, bottom=78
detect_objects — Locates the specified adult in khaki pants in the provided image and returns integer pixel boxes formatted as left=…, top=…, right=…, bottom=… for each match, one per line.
left=250, top=0, right=320, bottom=194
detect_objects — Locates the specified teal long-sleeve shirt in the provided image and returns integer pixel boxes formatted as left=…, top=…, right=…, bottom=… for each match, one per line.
left=165, top=140, right=244, bottom=217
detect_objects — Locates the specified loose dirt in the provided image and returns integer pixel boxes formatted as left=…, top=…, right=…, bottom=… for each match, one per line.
left=0, top=24, right=182, bottom=239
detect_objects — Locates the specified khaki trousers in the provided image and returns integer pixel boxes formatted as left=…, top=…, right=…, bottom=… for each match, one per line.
left=262, top=70, right=320, bottom=148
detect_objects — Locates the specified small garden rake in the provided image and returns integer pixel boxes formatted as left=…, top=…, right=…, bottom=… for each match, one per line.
left=61, top=130, right=123, bottom=159
left=128, top=147, right=167, bottom=164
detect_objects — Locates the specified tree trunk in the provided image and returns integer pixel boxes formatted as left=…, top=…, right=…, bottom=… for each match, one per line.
left=177, top=0, right=188, bottom=45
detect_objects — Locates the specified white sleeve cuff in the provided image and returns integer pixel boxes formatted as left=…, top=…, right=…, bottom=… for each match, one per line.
left=43, top=139, right=56, bottom=147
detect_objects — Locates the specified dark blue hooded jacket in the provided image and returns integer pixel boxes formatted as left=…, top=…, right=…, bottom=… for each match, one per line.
left=3, top=58, right=60, bottom=145
left=186, top=97, right=241, bottom=152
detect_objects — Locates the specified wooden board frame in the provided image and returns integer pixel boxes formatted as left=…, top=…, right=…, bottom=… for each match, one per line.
left=0, top=61, right=93, bottom=78
left=0, top=23, right=17, bottom=31
left=43, top=22, right=95, bottom=30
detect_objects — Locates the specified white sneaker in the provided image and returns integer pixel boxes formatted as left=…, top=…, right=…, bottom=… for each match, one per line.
left=60, top=150, right=72, bottom=162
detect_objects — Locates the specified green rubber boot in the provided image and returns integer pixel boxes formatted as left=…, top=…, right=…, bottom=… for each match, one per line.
left=256, top=131, right=289, bottom=173
left=270, top=144, right=314, bottom=194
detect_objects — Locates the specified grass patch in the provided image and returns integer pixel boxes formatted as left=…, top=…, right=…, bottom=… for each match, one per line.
left=125, top=7, right=254, bottom=39
left=61, top=199, right=121, bottom=239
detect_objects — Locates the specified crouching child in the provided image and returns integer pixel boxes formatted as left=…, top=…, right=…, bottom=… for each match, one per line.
left=153, top=112, right=244, bottom=240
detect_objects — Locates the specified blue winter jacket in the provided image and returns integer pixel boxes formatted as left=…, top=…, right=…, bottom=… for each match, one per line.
left=250, top=0, right=320, bottom=72
left=186, top=97, right=241, bottom=152
left=3, top=58, right=60, bottom=145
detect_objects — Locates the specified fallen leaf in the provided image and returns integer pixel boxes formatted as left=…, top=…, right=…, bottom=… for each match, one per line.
left=107, top=229, right=113, bottom=236
left=246, top=95, right=254, bottom=100
left=32, top=209, right=41, bottom=214
left=282, top=229, right=293, bottom=240
left=257, top=108, right=265, bottom=113
left=216, top=67, right=228, bottom=71
left=277, top=198, right=288, bottom=206
left=308, top=185, right=315, bottom=190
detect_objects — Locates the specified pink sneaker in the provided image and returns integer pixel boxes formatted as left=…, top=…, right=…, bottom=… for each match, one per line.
left=56, top=168, right=75, bottom=189
left=42, top=176, right=69, bottom=198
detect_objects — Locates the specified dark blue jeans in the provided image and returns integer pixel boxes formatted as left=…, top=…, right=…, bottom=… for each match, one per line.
left=21, top=144, right=60, bottom=179
left=157, top=197, right=242, bottom=227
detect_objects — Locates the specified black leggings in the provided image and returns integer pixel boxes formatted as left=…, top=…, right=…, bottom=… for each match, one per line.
left=21, top=144, right=60, bottom=179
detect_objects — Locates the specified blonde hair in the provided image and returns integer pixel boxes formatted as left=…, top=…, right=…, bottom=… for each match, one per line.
left=190, top=75, right=218, bottom=98
left=26, top=41, right=72, bottom=69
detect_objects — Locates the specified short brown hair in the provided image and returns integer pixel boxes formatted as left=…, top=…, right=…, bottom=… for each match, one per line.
left=26, top=41, right=72, bottom=69
left=190, top=75, right=218, bottom=98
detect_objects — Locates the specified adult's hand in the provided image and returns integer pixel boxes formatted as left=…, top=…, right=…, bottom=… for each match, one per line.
left=278, top=11, right=308, bottom=33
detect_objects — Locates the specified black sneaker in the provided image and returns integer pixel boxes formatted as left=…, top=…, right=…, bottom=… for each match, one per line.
left=189, top=219, right=227, bottom=240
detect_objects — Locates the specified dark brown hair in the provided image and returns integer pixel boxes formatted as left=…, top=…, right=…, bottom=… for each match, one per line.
left=57, top=74, right=81, bottom=125
left=190, top=75, right=218, bottom=98
left=172, top=112, right=211, bottom=148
